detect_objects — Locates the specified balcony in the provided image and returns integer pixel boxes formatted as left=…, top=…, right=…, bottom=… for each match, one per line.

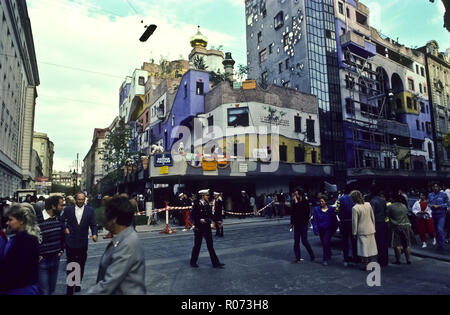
left=377, top=119, right=410, bottom=138
left=341, top=31, right=376, bottom=59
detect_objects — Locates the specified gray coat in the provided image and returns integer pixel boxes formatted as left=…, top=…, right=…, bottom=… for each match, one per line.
left=87, top=226, right=146, bottom=295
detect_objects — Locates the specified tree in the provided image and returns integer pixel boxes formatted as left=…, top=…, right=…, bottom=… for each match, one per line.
left=430, top=0, right=450, bottom=32
left=236, top=64, right=249, bottom=81
left=101, top=118, right=139, bottom=183
left=193, top=55, right=208, bottom=70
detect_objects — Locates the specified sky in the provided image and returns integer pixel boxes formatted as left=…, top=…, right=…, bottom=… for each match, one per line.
left=26, top=0, right=449, bottom=172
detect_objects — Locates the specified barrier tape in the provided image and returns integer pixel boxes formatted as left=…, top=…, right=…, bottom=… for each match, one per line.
left=135, top=200, right=275, bottom=217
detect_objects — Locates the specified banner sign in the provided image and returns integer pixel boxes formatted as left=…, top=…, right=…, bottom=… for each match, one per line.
left=154, top=154, right=173, bottom=167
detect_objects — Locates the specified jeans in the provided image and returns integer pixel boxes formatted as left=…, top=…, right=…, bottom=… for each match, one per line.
left=293, top=223, right=315, bottom=260
left=432, top=210, right=446, bottom=248
left=319, top=228, right=333, bottom=262
left=38, top=255, right=61, bottom=295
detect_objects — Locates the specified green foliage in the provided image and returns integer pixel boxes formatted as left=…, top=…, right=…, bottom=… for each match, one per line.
left=209, top=70, right=232, bottom=86
left=193, top=55, right=208, bottom=70
left=101, top=118, right=139, bottom=180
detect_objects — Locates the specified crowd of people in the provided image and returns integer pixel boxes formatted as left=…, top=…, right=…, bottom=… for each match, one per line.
left=1, top=182, right=450, bottom=295
left=287, top=183, right=450, bottom=270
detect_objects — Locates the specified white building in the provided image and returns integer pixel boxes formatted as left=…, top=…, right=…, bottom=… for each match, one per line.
left=0, top=0, right=40, bottom=197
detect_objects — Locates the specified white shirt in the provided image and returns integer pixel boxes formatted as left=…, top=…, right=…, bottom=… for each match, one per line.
left=75, top=205, right=84, bottom=224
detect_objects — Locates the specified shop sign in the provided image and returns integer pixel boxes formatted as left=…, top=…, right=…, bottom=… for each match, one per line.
left=154, top=154, right=173, bottom=167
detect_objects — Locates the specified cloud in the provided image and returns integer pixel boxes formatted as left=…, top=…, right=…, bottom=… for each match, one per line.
left=27, top=0, right=236, bottom=171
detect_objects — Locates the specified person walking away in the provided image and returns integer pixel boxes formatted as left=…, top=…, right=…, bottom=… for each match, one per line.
left=290, top=188, right=315, bottom=263
left=213, top=192, right=224, bottom=237
left=37, top=195, right=65, bottom=295
left=350, top=191, right=378, bottom=270
left=336, top=186, right=357, bottom=267
left=387, top=194, right=414, bottom=264
left=190, top=190, right=225, bottom=268
left=412, top=192, right=436, bottom=248
left=61, top=192, right=98, bottom=295
left=312, top=195, right=337, bottom=266
left=0, top=204, right=41, bottom=295
left=370, top=186, right=389, bottom=267
left=428, top=183, right=448, bottom=251
left=87, top=196, right=146, bottom=295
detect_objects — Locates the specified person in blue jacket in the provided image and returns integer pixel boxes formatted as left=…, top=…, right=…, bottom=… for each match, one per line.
left=428, top=183, right=449, bottom=251
left=312, top=194, right=338, bottom=266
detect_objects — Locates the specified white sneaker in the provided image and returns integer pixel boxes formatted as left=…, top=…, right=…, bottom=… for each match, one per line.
left=432, top=238, right=437, bottom=245
left=182, top=229, right=187, bottom=232
left=422, top=242, right=427, bottom=248
left=190, top=226, right=195, bottom=230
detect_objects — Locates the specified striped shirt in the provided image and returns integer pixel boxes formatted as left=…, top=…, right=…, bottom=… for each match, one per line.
left=37, top=211, right=65, bottom=256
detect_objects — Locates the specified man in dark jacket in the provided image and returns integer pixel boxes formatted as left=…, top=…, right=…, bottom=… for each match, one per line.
left=190, top=189, right=225, bottom=268
left=290, top=188, right=315, bottom=263
left=61, top=192, right=98, bottom=295
left=336, top=186, right=357, bottom=266
left=370, top=185, right=389, bottom=267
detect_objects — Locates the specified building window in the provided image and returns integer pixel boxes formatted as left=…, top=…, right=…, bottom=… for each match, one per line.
left=138, top=76, right=145, bottom=85
left=279, top=61, right=283, bottom=73
left=413, top=99, right=418, bottom=110
left=346, top=7, right=350, bottom=18
left=196, top=82, right=204, bottom=95
left=416, top=120, right=420, bottom=130
left=406, top=97, right=412, bottom=109
left=422, top=122, right=425, bottom=131
left=295, top=146, right=305, bottom=162
left=259, top=49, right=267, bottom=63
left=338, top=2, right=344, bottom=15
left=285, top=58, right=289, bottom=70
left=416, top=65, right=419, bottom=74
left=294, top=116, right=301, bottom=133
left=279, top=145, right=287, bottom=162
left=261, top=71, right=268, bottom=85
left=306, top=119, right=315, bottom=142
left=345, top=98, right=355, bottom=115
left=184, top=82, right=187, bottom=98
left=228, top=107, right=249, bottom=127
left=420, top=102, right=425, bottom=113
left=283, top=33, right=289, bottom=46
left=311, top=150, right=317, bottom=164
left=269, top=43, right=274, bottom=54
left=408, top=78, right=415, bottom=91
left=419, top=83, right=423, bottom=93
left=421, top=67, right=425, bottom=77
left=274, top=11, right=284, bottom=30
left=207, top=116, right=214, bottom=127
left=257, top=32, right=262, bottom=43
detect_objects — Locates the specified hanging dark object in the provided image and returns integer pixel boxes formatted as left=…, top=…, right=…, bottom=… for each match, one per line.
left=140, top=24, right=157, bottom=42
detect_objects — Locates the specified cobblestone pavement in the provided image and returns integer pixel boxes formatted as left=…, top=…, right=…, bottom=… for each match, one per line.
left=54, top=219, right=450, bottom=295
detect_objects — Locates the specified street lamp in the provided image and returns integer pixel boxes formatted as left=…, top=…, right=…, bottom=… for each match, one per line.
left=72, top=169, right=78, bottom=192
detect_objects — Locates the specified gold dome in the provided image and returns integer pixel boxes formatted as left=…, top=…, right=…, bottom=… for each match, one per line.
left=190, top=26, right=208, bottom=48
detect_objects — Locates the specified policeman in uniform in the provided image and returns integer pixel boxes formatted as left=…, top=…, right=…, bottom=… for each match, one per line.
left=213, top=192, right=224, bottom=237
left=190, top=189, right=225, bottom=268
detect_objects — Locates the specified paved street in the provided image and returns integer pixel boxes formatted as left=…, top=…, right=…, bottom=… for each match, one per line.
left=53, top=218, right=450, bottom=295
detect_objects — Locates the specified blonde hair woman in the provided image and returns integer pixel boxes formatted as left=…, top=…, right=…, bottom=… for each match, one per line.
left=0, top=204, right=41, bottom=295
left=350, top=191, right=378, bottom=270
